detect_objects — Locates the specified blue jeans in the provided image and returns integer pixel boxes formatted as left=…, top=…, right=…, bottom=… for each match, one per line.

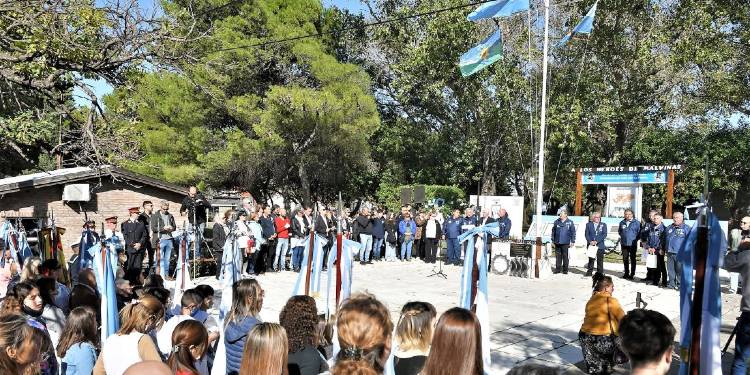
left=733, top=312, right=750, bottom=374
left=385, top=242, right=397, bottom=260
left=666, top=252, right=681, bottom=288
left=275, top=238, right=289, bottom=270
left=401, top=239, right=413, bottom=260
left=359, top=234, right=373, bottom=261
left=292, top=246, right=304, bottom=270
left=372, top=238, right=384, bottom=260
left=158, top=238, right=174, bottom=278
left=446, top=238, right=460, bottom=263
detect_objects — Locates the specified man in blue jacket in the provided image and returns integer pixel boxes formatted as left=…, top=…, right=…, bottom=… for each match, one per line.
left=645, top=213, right=667, bottom=287
left=585, top=212, right=607, bottom=276
left=496, top=208, right=512, bottom=240
left=665, top=212, right=690, bottom=289
left=552, top=210, right=576, bottom=274
left=640, top=209, right=659, bottom=282
left=618, top=209, right=641, bottom=280
left=444, top=209, right=462, bottom=265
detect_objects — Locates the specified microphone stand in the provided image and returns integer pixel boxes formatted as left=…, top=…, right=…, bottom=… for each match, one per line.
left=427, top=234, right=448, bottom=279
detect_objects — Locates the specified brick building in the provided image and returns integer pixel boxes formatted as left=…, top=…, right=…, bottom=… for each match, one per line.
left=0, top=166, right=191, bottom=254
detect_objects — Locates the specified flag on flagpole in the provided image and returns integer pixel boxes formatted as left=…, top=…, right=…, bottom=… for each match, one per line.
left=556, top=1, right=598, bottom=47
left=458, top=222, right=498, bottom=372
left=459, top=29, right=503, bottom=77
left=310, top=235, right=328, bottom=297
left=78, top=229, right=99, bottom=271
left=219, top=235, right=242, bottom=288
left=467, top=0, right=529, bottom=21
left=677, top=209, right=699, bottom=374
left=340, top=238, right=362, bottom=302
left=90, top=240, right=119, bottom=343
left=326, top=236, right=339, bottom=317
left=172, top=232, right=194, bottom=312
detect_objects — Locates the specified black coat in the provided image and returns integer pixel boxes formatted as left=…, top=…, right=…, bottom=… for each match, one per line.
left=212, top=222, right=227, bottom=252
left=291, top=216, right=307, bottom=238
left=355, top=215, right=373, bottom=235
left=121, top=220, right=147, bottom=252
left=315, top=215, right=333, bottom=237
left=180, top=193, right=212, bottom=224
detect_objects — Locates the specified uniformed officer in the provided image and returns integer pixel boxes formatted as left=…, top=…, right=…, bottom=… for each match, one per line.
left=618, top=209, right=641, bottom=280
left=496, top=208, right=512, bottom=240
left=665, top=212, right=690, bottom=289
left=645, top=213, right=667, bottom=287
left=552, top=210, right=576, bottom=274
left=121, top=207, right=147, bottom=284
left=443, top=209, right=462, bottom=265
left=585, top=212, right=607, bottom=276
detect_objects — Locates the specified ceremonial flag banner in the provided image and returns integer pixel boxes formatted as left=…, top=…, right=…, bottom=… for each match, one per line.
left=458, top=222, right=498, bottom=372
left=467, top=0, right=529, bottom=21
left=78, top=229, right=98, bottom=270
left=172, top=232, right=194, bottom=311
left=556, top=1, right=598, bottom=47
left=459, top=29, right=503, bottom=77
left=90, top=241, right=119, bottom=343
left=677, top=210, right=724, bottom=374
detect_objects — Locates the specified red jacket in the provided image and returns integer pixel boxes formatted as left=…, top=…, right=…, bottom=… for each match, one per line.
left=274, top=216, right=291, bottom=239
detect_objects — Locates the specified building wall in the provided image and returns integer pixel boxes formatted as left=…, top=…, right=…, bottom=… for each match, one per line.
left=0, top=178, right=188, bottom=256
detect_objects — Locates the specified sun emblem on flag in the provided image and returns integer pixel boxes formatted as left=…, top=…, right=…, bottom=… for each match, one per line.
left=480, top=47, right=490, bottom=60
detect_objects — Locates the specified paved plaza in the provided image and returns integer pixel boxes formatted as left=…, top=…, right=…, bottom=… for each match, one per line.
left=188, top=258, right=742, bottom=374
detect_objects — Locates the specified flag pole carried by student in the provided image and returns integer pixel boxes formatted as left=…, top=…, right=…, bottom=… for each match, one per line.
left=91, top=221, right=120, bottom=343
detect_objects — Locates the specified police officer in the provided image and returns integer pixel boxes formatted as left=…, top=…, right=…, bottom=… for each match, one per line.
left=618, top=209, right=641, bottom=280
left=585, top=212, right=607, bottom=276
left=665, top=212, right=690, bottom=290
left=552, top=210, right=576, bottom=274
left=443, top=209, right=462, bottom=265
left=645, top=213, right=667, bottom=287
left=121, top=207, right=147, bottom=284
left=496, top=208, right=512, bottom=240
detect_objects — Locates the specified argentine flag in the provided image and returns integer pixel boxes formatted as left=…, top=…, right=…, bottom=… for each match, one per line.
left=467, top=0, right=529, bottom=21
left=292, top=234, right=329, bottom=297
left=459, top=29, right=503, bottom=77
left=90, top=242, right=119, bottom=343
left=557, top=1, right=598, bottom=47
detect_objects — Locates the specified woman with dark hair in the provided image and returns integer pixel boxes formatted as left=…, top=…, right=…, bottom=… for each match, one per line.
left=394, top=301, right=437, bottom=375
left=167, top=320, right=209, bottom=375
left=58, top=306, right=99, bottom=375
left=578, top=272, right=626, bottom=374
left=6, top=281, right=60, bottom=375
left=332, top=293, right=393, bottom=375
left=0, top=313, right=51, bottom=375
left=422, top=307, right=482, bottom=375
left=224, top=279, right=264, bottom=375
left=279, top=295, right=327, bottom=375
left=239, top=323, right=288, bottom=375
left=37, top=277, right=67, bottom=347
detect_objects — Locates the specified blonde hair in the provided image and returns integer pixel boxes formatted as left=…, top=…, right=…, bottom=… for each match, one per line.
left=333, top=293, right=393, bottom=375
left=118, top=295, right=164, bottom=334
left=396, top=301, right=436, bottom=352
left=20, top=257, right=41, bottom=282
left=239, top=323, right=288, bottom=375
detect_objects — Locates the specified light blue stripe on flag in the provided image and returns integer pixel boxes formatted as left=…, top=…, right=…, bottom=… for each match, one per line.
left=467, top=0, right=529, bottom=21
left=459, top=29, right=503, bottom=77
left=556, top=1, right=598, bottom=47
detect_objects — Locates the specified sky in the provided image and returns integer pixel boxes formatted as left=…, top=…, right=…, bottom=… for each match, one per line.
left=73, top=0, right=367, bottom=107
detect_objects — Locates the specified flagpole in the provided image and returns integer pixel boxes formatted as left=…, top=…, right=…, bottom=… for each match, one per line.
left=305, top=205, right=318, bottom=296
left=688, top=157, right=711, bottom=375
left=534, top=0, right=551, bottom=278
left=335, top=193, right=343, bottom=308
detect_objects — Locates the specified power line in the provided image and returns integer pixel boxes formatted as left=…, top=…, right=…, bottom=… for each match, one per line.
left=211, top=0, right=500, bottom=53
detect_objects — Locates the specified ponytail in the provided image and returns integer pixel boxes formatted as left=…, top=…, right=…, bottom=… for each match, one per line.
left=592, top=272, right=613, bottom=292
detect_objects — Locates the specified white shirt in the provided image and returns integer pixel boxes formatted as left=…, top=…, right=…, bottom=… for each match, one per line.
left=102, top=332, right=145, bottom=375
left=425, top=219, right=437, bottom=239
left=156, top=314, right=195, bottom=356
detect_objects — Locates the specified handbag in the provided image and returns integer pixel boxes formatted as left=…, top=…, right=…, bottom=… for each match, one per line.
left=646, top=252, right=658, bottom=268
left=586, top=245, right=599, bottom=259
left=607, top=297, right=629, bottom=364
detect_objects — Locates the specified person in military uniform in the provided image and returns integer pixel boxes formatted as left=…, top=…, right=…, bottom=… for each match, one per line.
left=121, top=207, right=147, bottom=284
left=443, top=209, right=462, bottom=265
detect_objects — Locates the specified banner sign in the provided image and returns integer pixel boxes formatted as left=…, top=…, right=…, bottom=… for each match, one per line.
left=581, top=165, right=682, bottom=185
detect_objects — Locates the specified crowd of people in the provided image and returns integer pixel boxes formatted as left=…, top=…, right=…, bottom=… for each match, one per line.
left=0, top=261, right=678, bottom=375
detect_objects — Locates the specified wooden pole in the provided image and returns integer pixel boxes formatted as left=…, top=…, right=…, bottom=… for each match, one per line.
left=575, top=168, right=583, bottom=216
left=688, top=224, right=709, bottom=375
left=666, top=170, right=675, bottom=218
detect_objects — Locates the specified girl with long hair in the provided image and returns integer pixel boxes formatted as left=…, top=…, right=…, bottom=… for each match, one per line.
left=393, top=301, right=437, bottom=375
left=224, top=279, right=264, bottom=375
left=57, top=306, right=99, bottom=375
left=0, top=313, right=51, bottom=375
left=93, top=295, right=164, bottom=375
left=332, top=293, right=393, bottom=375
left=279, top=295, right=327, bottom=375
left=167, top=320, right=209, bottom=375
left=422, top=307, right=483, bottom=375
left=239, top=323, right=288, bottom=375
left=8, top=281, right=60, bottom=375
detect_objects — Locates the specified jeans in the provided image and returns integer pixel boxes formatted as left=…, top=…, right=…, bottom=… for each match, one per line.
left=446, top=238, right=460, bottom=263
left=733, top=312, right=750, bottom=375
left=359, top=234, right=373, bottom=261
left=555, top=244, right=570, bottom=273
left=158, top=238, right=174, bottom=278
left=372, top=238, right=383, bottom=260
left=385, top=242, right=397, bottom=261
left=275, top=239, right=289, bottom=270
left=292, top=246, right=304, bottom=270
left=401, top=239, right=414, bottom=260
left=621, top=245, right=637, bottom=277
left=666, top=252, right=681, bottom=288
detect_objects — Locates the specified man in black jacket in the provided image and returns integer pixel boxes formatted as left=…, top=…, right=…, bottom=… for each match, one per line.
left=315, top=207, right=334, bottom=268
left=122, top=207, right=148, bottom=284
left=355, top=207, right=373, bottom=264
left=259, top=205, right=276, bottom=273
left=137, top=200, right=155, bottom=274
left=180, top=186, right=212, bottom=258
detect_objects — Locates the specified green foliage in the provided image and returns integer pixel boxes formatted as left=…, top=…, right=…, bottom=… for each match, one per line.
left=376, top=183, right=465, bottom=214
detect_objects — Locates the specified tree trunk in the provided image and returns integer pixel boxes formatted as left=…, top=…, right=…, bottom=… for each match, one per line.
left=299, top=162, right=312, bottom=208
